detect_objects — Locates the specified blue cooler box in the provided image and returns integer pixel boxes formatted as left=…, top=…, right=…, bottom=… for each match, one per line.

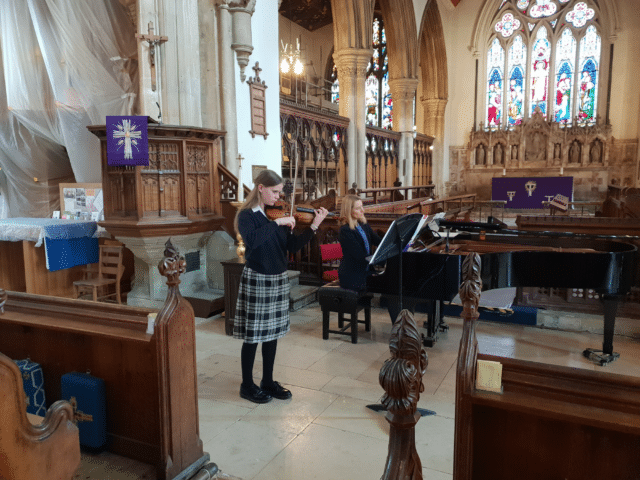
left=13, top=358, right=47, bottom=416
left=61, top=371, right=107, bottom=449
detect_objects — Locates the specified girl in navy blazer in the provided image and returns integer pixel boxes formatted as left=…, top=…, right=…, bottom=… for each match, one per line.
left=337, top=195, right=382, bottom=292
left=337, top=194, right=414, bottom=323
left=234, top=169, right=328, bottom=404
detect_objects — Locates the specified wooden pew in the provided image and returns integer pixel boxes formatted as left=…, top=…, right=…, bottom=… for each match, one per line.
left=0, top=349, right=80, bottom=480
left=0, top=242, right=210, bottom=480
left=454, top=253, right=640, bottom=480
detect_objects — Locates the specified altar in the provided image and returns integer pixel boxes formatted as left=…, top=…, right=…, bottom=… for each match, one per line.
left=0, top=218, right=103, bottom=297
left=492, top=176, right=573, bottom=209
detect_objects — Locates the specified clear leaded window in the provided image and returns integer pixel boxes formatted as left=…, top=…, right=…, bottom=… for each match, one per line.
left=486, top=0, right=601, bottom=128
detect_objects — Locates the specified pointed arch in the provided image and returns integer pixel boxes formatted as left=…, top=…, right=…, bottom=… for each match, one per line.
left=378, top=0, right=419, bottom=81
left=418, top=0, right=448, bottom=138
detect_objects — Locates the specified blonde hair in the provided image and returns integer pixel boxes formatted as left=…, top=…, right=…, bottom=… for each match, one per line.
left=234, top=169, right=283, bottom=234
left=340, top=194, right=366, bottom=230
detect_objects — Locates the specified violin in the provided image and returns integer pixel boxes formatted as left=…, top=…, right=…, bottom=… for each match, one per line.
left=265, top=199, right=337, bottom=225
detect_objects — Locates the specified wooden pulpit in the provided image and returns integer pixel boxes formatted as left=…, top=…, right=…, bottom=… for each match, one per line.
left=87, top=122, right=226, bottom=238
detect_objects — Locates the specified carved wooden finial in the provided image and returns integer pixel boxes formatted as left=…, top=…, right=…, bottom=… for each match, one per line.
left=158, top=238, right=186, bottom=286
left=379, top=308, right=427, bottom=479
left=460, top=253, right=482, bottom=320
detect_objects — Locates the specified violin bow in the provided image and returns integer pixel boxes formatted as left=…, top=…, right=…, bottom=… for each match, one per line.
left=290, top=143, right=299, bottom=217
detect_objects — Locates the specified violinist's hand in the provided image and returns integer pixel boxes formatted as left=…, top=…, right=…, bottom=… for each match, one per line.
left=311, top=207, right=329, bottom=229
left=275, top=215, right=296, bottom=229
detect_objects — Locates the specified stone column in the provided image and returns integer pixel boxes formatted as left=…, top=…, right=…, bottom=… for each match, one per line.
left=334, top=49, right=372, bottom=191
left=421, top=97, right=447, bottom=196
left=216, top=1, right=238, bottom=171
left=136, top=0, right=161, bottom=119
left=389, top=78, right=418, bottom=194
left=137, top=0, right=202, bottom=126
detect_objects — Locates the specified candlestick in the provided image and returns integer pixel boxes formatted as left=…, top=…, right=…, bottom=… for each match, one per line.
left=237, top=153, right=244, bottom=203
left=502, top=167, right=506, bottom=176
left=560, top=166, right=564, bottom=176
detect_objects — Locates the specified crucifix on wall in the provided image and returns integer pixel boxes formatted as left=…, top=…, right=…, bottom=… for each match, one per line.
left=136, top=21, right=168, bottom=92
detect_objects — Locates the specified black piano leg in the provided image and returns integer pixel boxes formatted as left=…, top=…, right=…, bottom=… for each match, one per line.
left=438, top=301, right=449, bottom=333
left=422, top=300, right=440, bottom=347
left=583, top=295, right=620, bottom=366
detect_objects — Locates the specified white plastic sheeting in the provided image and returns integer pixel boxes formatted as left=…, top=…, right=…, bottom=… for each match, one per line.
left=0, top=0, right=137, bottom=217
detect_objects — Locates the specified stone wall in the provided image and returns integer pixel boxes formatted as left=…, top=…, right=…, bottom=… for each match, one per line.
left=448, top=112, right=638, bottom=202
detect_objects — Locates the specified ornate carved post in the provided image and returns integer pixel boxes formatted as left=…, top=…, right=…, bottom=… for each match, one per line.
left=379, top=309, right=428, bottom=480
left=156, top=239, right=218, bottom=479
left=453, top=253, right=482, bottom=480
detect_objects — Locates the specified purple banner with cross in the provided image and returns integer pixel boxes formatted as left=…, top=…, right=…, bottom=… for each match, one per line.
left=492, top=176, right=573, bottom=209
left=106, top=116, right=149, bottom=166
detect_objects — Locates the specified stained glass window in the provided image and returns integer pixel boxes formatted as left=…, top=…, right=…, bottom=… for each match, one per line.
left=485, top=0, right=601, bottom=128
left=328, top=13, right=393, bottom=129
left=365, top=14, right=392, bottom=129
left=330, top=64, right=339, bottom=104
left=507, top=36, right=526, bottom=125
left=554, top=28, right=576, bottom=123
left=530, top=27, right=550, bottom=117
left=486, top=38, right=504, bottom=127
left=576, top=25, right=600, bottom=123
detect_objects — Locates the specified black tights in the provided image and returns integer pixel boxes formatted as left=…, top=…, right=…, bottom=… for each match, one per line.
left=241, top=339, right=278, bottom=388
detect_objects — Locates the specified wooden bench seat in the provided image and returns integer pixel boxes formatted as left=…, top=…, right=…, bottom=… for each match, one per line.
left=0, top=351, right=80, bottom=480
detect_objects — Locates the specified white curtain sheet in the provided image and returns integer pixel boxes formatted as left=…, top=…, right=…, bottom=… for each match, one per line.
left=0, top=0, right=137, bottom=217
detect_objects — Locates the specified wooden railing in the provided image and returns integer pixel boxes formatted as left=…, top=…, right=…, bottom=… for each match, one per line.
left=541, top=200, right=601, bottom=216
left=414, top=133, right=434, bottom=186
left=358, top=185, right=436, bottom=204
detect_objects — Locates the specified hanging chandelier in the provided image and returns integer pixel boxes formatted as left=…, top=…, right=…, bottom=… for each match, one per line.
left=280, top=38, right=304, bottom=75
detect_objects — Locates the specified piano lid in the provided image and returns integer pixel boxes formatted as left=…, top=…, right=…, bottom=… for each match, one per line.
left=368, top=213, right=424, bottom=266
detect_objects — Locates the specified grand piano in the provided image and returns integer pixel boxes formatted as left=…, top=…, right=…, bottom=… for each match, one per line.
left=367, top=214, right=638, bottom=364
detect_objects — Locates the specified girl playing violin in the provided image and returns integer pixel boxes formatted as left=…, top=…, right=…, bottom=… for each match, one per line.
left=233, top=169, right=328, bottom=404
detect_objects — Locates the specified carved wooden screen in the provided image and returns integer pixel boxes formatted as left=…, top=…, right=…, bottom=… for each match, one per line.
left=186, top=143, right=214, bottom=215
left=141, top=142, right=182, bottom=218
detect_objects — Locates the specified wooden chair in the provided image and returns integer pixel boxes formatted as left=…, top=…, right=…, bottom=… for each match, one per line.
left=320, top=243, right=342, bottom=282
left=0, top=351, right=80, bottom=480
left=73, top=245, right=124, bottom=304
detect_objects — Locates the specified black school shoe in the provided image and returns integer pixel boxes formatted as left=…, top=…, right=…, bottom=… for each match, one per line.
left=240, top=384, right=272, bottom=404
left=260, top=381, right=292, bottom=400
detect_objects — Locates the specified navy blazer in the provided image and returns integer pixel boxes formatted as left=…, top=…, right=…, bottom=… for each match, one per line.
left=338, top=222, right=382, bottom=292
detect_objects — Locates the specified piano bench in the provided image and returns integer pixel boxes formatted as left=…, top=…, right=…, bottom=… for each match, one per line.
left=318, top=281, right=372, bottom=344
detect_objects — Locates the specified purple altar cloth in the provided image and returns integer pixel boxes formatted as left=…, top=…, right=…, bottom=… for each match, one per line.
left=492, top=176, right=573, bottom=209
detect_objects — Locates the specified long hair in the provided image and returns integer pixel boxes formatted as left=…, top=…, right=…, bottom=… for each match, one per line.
left=340, top=194, right=366, bottom=230
left=234, top=169, right=283, bottom=235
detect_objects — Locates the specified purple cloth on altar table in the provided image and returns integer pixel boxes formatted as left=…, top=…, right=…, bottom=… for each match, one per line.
left=106, top=115, right=149, bottom=166
left=492, top=177, right=573, bottom=209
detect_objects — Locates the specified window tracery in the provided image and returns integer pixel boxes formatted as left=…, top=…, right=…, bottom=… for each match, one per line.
left=485, top=0, right=601, bottom=129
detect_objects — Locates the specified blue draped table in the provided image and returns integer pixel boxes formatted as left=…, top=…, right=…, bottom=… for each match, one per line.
left=0, top=218, right=100, bottom=272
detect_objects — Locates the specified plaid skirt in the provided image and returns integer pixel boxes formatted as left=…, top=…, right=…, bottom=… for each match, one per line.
left=233, top=267, right=290, bottom=343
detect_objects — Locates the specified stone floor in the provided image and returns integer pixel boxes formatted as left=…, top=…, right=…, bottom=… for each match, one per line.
left=71, top=299, right=640, bottom=479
